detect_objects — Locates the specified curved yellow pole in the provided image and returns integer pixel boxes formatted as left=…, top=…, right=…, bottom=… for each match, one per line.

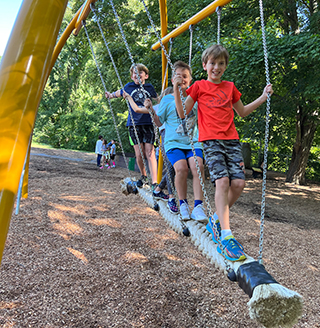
left=152, top=0, right=232, bottom=50
left=0, top=0, right=68, bottom=263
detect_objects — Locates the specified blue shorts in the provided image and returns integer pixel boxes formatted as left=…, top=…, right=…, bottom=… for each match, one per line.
left=166, top=148, right=203, bottom=166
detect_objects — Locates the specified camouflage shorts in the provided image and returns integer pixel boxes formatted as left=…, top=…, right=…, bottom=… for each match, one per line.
left=203, top=140, right=245, bottom=183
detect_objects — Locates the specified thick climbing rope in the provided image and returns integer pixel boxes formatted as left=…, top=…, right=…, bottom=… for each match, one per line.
left=82, top=20, right=133, bottom=181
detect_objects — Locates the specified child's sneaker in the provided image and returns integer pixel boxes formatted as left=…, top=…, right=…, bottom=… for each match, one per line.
left=217, top=236, right=246, bottom=262
left=206, top=216, right=221, bottom=244
left=136, top=175, right=147, bottom=188
left=190, top=203, right=208, bottom=224
left=167, top=198, right=178, bottom=214
left=99, top=166, right=104, bottom=170
left=112, top=165, right=116, bottom=168
left=153, top=190, right=169, bottom=201
left=180, top=202, right=191, bottom=221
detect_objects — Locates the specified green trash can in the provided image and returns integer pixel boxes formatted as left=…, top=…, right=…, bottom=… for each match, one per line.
left=128, top=157, right=136, bottom=171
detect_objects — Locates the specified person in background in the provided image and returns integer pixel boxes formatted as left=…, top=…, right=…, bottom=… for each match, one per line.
left=95, top=135, right=103, bottom=167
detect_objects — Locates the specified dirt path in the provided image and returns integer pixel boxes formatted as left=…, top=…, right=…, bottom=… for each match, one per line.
left=0, top=147, right=319, bottom=327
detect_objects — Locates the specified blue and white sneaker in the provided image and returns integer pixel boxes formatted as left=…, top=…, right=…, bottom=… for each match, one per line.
left=217, top=236, right=247, bottom=262
left=153, top=190, right=169, bottom=201
left=206, top=213, right=221, bottom=243
left=167, top=198, right=178, bottom=214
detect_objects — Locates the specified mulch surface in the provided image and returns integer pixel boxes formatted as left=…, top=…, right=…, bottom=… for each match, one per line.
left=0, top=147, right=319, bottom=328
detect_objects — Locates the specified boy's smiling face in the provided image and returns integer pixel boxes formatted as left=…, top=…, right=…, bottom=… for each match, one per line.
left=131, top=70, right=148, bottom=85
left=172, top=67, right=192, bottom=91
left=203, top=55, right=227, bottom=84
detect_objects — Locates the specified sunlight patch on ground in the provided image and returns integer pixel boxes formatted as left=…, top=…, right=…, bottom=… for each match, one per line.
left=48, top=210, right=83, bottom=235
left=86, top=218, right=122, bottom=228
left=67, top=247, right=88, bottom=264
left=307, top=265, right=318, bottom=272
left=101, top=190, right=116, bottom=195
left=50, top=203, right=87, bottom=216
left=59, top=195, right=96, bottom=202
left=267, top=194, right=283, bottom=200
left=164, top=253, right=181, bottom=261
left=122, top=251, right=148, bottom=263
left=0, top=301, right=21, bottom=310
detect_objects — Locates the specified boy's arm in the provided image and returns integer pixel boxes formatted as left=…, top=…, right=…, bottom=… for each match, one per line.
left=122, top=91, right=149, bottom=113
left=105, top=90, right=121, bottom=99
left=144, top=99, right=162, bottom=127
left=173, top=76, right=194, bottom=118
left=233, top=84, right=273, bottom=118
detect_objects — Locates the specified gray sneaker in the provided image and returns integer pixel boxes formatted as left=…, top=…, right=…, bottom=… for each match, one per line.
left=191, top=203, right=208, bottom=224
left=180, top=202, right=191, bottom=221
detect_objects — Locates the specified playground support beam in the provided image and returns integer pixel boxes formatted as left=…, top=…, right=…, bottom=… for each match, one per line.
left=0, top=0, right=68, bottom=264
left=151, top=0, right=232, bottom=50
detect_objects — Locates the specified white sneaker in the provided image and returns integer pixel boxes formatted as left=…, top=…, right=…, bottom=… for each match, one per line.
left=191, top=203, right=208, bottom=224
left=180, top=202, right=191, bottom=221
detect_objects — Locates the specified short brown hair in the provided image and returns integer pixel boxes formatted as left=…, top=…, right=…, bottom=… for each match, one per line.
left=130, top=63, right=149, bottom=76
left=172, top=60, right=192, bottom=79
left=202, top=44, right=229, bottom=66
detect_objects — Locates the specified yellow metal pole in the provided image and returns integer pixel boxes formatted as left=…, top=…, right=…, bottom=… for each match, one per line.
left=152, top=0, right=232, bottom=50
left=0, top=0, right=68, bottom=264
left=157, top=0, right=168, bottom=184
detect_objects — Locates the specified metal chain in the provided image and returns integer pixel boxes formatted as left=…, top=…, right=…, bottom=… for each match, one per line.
left=82, top=20, right=132, bottom=180
left=139, top=0, right=232, bottom=264
left=189, top=25, right=193, bottom=67
left=139, top=0, right=174, bottom=71
left=161, top=39, right=173, bottom=93
left=258, top=0, right=272, bottom=263
left=216, top=7, right=222, bottom=45
left=179, top=91, right=232, bottom=272
left=109, top=0, right=159, bottom=204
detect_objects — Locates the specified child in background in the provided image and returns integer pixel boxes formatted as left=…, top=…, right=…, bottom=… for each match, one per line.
left=100, top=139, right=111, bottom=169
left=110, top=140, right=117, bottom=168
left=105, top=63, right=158, bottom=187
left=174, top=44, right=273, bottom=261
left=95, top=135, right=103, bottom=167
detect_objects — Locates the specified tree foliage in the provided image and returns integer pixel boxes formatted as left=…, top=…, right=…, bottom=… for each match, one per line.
left=34, top=0, right=320, bottom=183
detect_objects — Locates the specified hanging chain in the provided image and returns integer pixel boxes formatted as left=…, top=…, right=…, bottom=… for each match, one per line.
left=189, top=25, right=193, bottom=67
left=139, top=0, right=232, bottom=269
left=109, top=0, right=159, bottom=204
left=161, top=38, right=173, bottom=93
left=258, top=0, right=271, bottom=264
left=82, top=20, right=132, bottom=180
left=216, top=6, right=222, bottom=45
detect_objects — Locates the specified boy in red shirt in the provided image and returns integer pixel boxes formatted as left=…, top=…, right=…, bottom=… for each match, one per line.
left=174, top=44, right=273, bottom=261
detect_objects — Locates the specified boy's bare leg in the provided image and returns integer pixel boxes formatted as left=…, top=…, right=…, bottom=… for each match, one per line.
left=215, top=177, right=230, bottom=230
left=173, top=159, right=189, bottom=200
left=228, top=179, right=245, bottom=208
left=145, top=143, right=158, bottom=184
left=133, top=143, right=147, bottom=176
left=188, top=156, right=204, bottom=201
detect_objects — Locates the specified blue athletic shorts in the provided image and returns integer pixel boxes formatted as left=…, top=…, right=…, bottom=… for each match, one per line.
left=166, top=148, right=203, bottom=166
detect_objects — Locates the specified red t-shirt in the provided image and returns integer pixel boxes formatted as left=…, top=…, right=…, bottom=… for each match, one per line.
left=186, top=80, right=242, bottom=141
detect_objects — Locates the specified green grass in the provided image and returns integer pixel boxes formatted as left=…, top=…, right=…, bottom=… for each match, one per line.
left=31, top=142, right=54, bottom=149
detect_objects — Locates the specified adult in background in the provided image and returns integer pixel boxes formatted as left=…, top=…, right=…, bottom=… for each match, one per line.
left=95, top=135, right=103, bottom=167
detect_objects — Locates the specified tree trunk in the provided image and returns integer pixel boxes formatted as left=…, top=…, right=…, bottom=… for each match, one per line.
left=286, top=106, right=318, bottom=184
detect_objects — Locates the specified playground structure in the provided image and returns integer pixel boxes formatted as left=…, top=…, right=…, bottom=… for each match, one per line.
left=0, top=0, right=304, bottom=327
